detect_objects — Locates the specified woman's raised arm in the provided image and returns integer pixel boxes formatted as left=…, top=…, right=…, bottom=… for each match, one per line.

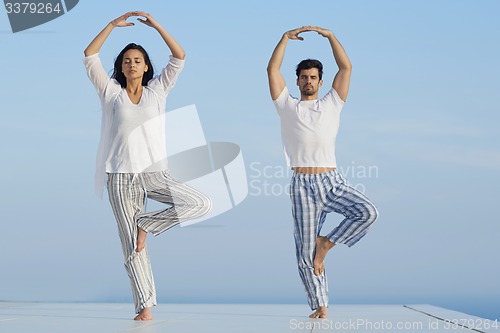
left=135, top=12, right=186, bottom=60
left=84, top=12, right=137, bottom=57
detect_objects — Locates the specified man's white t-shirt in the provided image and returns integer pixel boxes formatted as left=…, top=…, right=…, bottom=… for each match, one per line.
left=273, top=86, right=345, bottom=167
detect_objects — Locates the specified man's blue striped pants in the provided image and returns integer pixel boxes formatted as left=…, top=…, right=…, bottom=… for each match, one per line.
left=290, top=169, right=378, bottom=310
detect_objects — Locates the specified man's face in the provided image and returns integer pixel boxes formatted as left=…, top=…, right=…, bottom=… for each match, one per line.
left=297, top=68, right=323, bottom=97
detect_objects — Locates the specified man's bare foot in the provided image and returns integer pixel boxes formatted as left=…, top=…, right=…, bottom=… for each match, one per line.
left=313, top=236, right=335, bottom=276
left=309, top=306, right=328, bottom=318
left=134, top=307, right=152, bottom=321
left=136, top=227, right=147, bottom=253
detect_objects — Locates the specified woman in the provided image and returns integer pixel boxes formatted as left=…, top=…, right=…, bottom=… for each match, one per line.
left=83, top=12, right=211, bottom=321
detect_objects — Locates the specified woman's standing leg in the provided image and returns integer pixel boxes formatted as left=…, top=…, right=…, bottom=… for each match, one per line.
left=107, top=173, right=157, bottom=317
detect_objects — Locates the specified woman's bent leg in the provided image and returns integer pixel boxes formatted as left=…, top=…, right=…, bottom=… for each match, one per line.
left=136, top=171, right=212, bottom=236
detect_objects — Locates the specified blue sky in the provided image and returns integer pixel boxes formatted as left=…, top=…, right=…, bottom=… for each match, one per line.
left=1, top=0, right=499, bottom=320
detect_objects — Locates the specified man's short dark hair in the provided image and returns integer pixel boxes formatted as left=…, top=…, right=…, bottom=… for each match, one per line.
left=296, top=59, right=323, bottom=80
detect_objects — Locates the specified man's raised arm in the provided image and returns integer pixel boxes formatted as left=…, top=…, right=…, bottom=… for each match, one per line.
left=267, top=27, right=310, bottom=100
left=310, top=26, right=352, bottom=101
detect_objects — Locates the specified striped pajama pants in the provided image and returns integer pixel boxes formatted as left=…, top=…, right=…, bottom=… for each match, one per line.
left=290, top=169, right=378, bottom=310
left=107, top=170, right=211, bottom=314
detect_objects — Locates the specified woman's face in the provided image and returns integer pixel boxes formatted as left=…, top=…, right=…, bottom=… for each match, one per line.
left=121, top=49, right=148, bottom=82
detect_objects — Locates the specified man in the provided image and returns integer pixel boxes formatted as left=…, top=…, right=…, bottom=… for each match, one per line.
left=267, top=26, right=378, bottom=319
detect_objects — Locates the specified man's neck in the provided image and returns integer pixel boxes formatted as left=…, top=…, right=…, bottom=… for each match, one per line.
left=300, top=94, right=318, bottom=101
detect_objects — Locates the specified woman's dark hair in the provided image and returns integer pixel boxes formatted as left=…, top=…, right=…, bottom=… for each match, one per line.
left=296, top=59, right=323, bottom=80
left=112, top=43, right=154, bottom=88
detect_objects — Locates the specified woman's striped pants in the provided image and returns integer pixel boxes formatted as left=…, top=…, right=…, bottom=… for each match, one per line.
left=107, top=170, right=211, bottom=314
left=290, top=169, right=378, bottom=310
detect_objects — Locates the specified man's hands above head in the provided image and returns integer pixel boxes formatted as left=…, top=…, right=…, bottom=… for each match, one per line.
left=284, top=26, right=333, bottom=40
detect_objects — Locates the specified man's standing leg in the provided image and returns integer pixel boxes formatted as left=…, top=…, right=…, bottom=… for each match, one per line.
left=291, top=173, right=330, bottom=318
left=291, top=170, right=378, bottom=318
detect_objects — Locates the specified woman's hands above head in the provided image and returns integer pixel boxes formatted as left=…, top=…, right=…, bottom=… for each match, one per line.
left=85, top=11, right=183, bottom=59
left=111, top=11, right=160, bottom=29
left=135, top=12, right=160, bottom=29
left=111, top=12, right=137, bottom=28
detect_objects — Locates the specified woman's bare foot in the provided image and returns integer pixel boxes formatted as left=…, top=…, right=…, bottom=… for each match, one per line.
left=309, top=306, right=328, bottom=318
left=136, top=227, right=147, bottom=253
left=134, top=307, right=152, bottom=321
left=313, top=236, right=335, bottom=276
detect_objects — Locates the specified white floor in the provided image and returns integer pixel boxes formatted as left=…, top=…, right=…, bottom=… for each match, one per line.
left=1, top=303, right=499, bottom=333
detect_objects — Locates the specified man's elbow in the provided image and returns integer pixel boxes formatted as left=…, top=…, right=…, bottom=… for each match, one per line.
left=267, top=64, right=279, bottom=75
